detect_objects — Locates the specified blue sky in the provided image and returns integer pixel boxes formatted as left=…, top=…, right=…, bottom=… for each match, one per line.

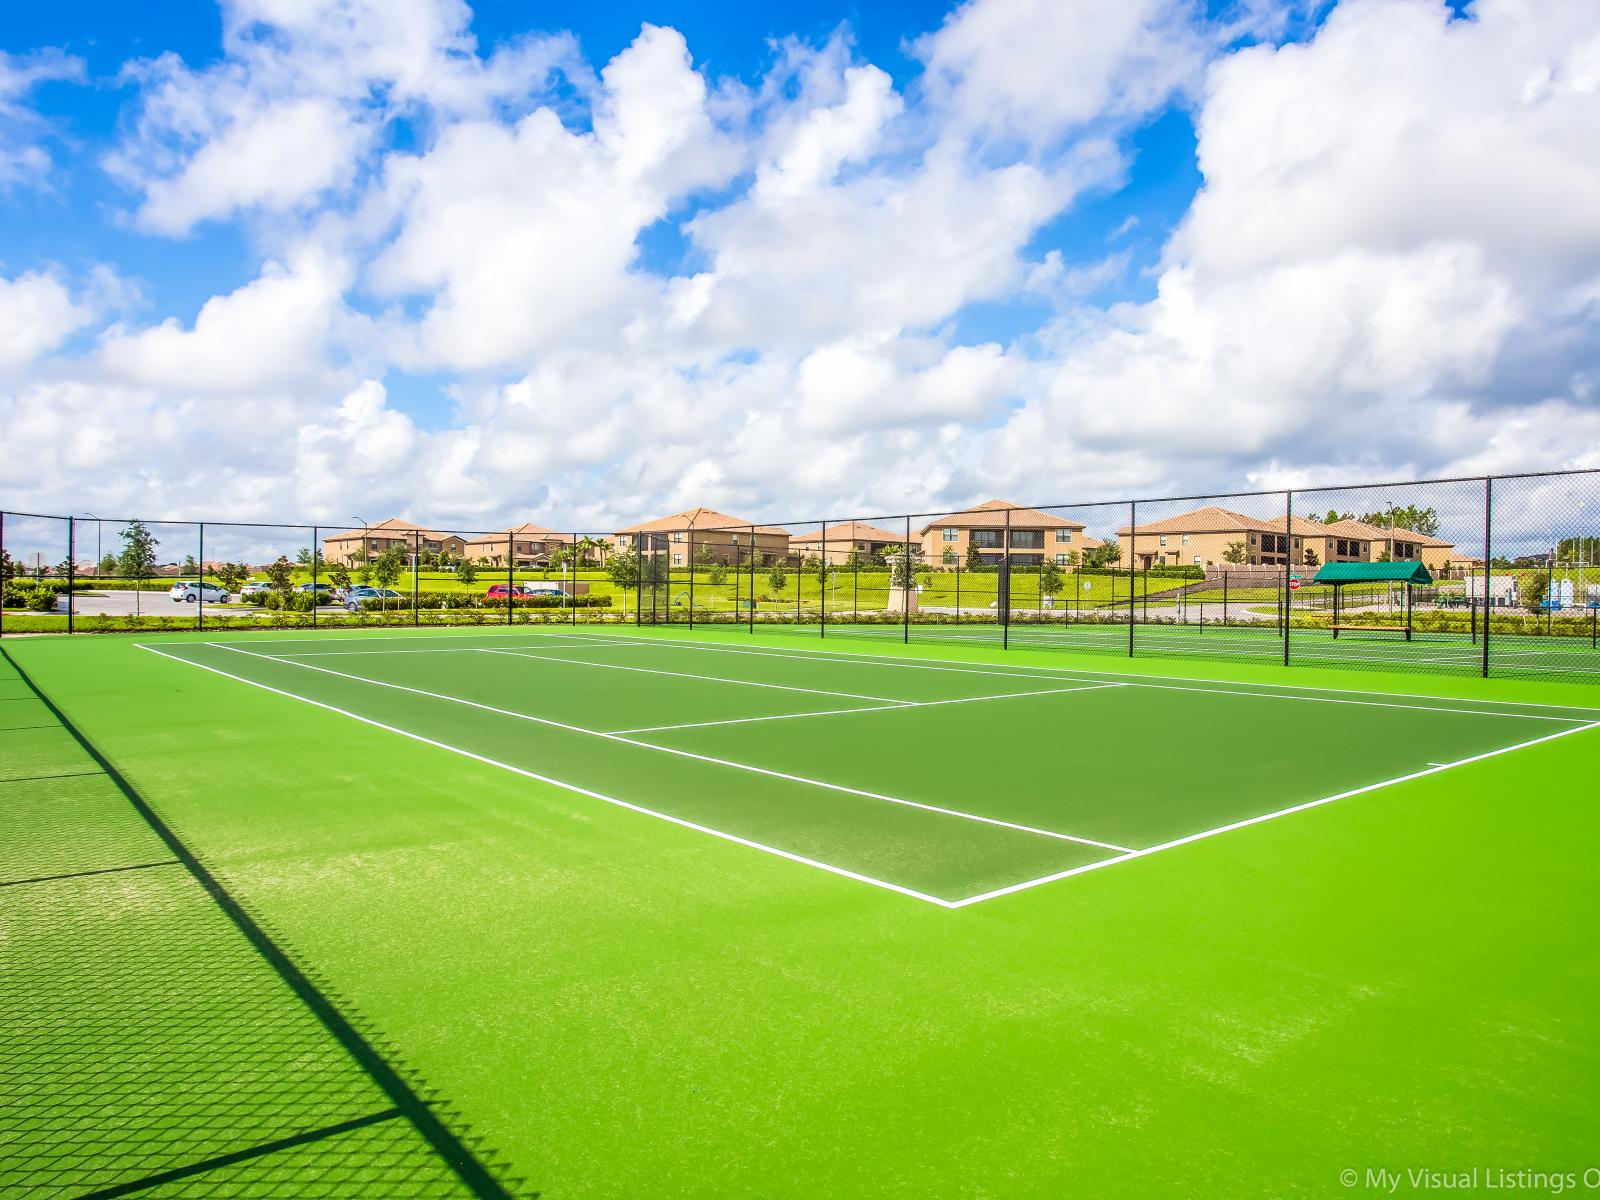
left=0, top=0, right=1595, bottom=536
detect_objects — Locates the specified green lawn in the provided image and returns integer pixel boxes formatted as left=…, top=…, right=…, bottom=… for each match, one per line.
left=4, top=625, right=1598, bottom=1197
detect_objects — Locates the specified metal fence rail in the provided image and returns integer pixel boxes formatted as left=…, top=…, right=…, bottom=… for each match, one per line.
left=4, top=468, right=1597, bottom=683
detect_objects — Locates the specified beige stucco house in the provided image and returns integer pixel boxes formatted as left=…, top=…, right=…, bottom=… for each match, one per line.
left=917, top=500, right=1100, bottom=569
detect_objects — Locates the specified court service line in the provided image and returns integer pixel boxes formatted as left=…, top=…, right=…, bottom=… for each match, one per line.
left=575, top=634, right=1598, bottom=720
left=132, top=645, right=959, bottom=908
left=946, top=719, right=1600, bottom=908
left=610, top=683, right=1123, bottom=735
left=197, top=643, right=1134, bottom=854
left=474, top=647, right=912, bottom=705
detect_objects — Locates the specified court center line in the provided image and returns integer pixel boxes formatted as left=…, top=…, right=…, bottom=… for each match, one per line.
left=475, top=646, right=913, bottom=705
left=197, top=643, right=1135, bottom=855
left=133, top=645, right=960, bottom=908
left=610, top=683, right=1123, bottom=735
left=571, top=633, right=1597, bottom=721
left=946, top=719, right=1600, bottom=908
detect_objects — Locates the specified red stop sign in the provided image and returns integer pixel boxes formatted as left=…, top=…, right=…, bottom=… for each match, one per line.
left=1288, top=577, right=1301, bottom=590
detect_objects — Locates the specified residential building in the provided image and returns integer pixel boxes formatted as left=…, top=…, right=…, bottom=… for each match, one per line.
left=1116, top=505, right=1455, bottom=570
left=1312, top=518, right=1456, bottom=572
left=462, top=523, right=574, bottom=568
left=322, top=519, right=468, bottom=567
left=613, top=507, right=791, bottom=568
left=917, top=500, right=1099, bottom=569
left=788, top=521, right=908, bottom=565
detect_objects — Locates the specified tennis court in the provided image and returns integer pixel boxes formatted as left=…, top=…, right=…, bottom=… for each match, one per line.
left=6, top=625, right=1600, bottom=1198
left=137, top=629, right=1596, bottom=907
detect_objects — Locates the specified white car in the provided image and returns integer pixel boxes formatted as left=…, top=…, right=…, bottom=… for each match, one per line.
left=169, top=581, right=231, bottom=604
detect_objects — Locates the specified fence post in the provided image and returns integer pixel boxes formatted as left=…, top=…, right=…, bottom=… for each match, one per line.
left=1482, top=477, right=1492, bottom=678
left=819, top=523, right=826, bottom=640
left=1127, top=501, right=1136, bottom=657
left=750, top=525, right=757, bottom=636
left=1001, top=508, right=1010, bottom=651
left=196, top=522, right=203, bottom=633
left=67, top=517, right=77, bottom=635
left=687, top=528, right=695, bottom=631
left=1, top=510, right=6, bottom=639
left=506, top=531, right=514, bottom=627
left=1283, top=491, right=1292, bottom=666
left=412, top=531, right=419, bottom=626
left=312, top=527, right=319, bottom=628
left=903, top=515, right=912, bottom=646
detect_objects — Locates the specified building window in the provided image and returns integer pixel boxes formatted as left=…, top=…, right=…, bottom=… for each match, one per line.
left=671, top=553, right=683, bottom=566
left=1010, top=531, right=1043, bottom=549
left=1181, top=534, right=1190, bottom=545
left=1192, top=555, right=1201, bottom=565
left=971, top=530, right=1003, bottom=549
left=942, top=528, right=958, bottom=541
left=1054, top=553, right=1069, bottom=565
left=1159, top=535, right=1168, bottom=547
left=671, top=532, right=684, bottom=543
left=1055, top=530, right=1072, bottom=543
left=1011, top=554, right=1043, bottom=567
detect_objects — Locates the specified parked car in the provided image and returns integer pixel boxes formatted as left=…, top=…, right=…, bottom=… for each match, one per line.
left=239, top=581, right=271, bottom=599
left=169, top=581, right=231, bottom=604
left=485, top=583, right=539, bottom=599
left=294, top=582, right=335, bottom=598
left=345, top=586, right=403, bottom=611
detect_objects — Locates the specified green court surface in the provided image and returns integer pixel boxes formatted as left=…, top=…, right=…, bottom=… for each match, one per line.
left=4, top=626, right=1600, bottom=1197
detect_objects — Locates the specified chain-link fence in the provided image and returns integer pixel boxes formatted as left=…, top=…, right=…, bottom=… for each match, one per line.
left=4, top=469, right=1597, bottom=682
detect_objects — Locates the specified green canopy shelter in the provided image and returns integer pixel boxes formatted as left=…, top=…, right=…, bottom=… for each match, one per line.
left=1311, top=561, right=1434, bottom=640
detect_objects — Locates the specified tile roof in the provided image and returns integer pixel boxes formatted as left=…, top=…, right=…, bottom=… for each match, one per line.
left=790, top=521, right=907, bottom=545
left=463, top=523, right=571, bottom=550
left=615, top=507, right=790, bottom=537
left=1319, top=518, right=1453, bottom=547
left=1115, top=505, right=1329, bottom=538
left=917, top=499, right=1087, bottom=536
left=323, top=518, right=466, bottom=541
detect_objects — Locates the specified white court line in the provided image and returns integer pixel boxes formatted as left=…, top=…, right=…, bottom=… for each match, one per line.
left=561, top=634, right=1595, bottom=722
left=198, top=642, right=1133, bottom=854
left=475, top=646, right=911, bottom=705
left=132, top=645, right=958, bottom=908
left=610, top=683, right=1123, bottom=735
left=186, top=628, right=646, bottom=649
left=946, top=719, right=1600, bottom=908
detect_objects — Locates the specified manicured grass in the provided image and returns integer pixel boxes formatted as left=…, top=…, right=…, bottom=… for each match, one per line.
left=4, top=625, right=1598, bottom=1197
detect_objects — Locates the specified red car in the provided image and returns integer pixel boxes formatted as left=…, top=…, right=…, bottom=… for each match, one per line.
left=485, top=583, right=537, bottom=598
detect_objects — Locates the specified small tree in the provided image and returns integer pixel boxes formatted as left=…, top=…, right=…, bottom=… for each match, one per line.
left=843, top=547, right=865, bottom=573
left=1040, top=561, right=1064, bottom=596
left=183, top=554, right=199, bottom=575
left=0, top=548, right=14, bottom=582
left=942, top=546, right=956, bottom=568
left=371, top=542, right=406, bottom=589
left=457, top=558, right=478, bottom=589
left=768, top=562, right=787, bottom=592
left=1523, top=572, right=1550, bottom=614
left=97, top=553, right=117, bottom=576
left=966, top=541, right=985, bottom=571
left=1303, top=548, right=1320, bottom=568
left=887, top=547, right=913, bottom=590
left=214, top=562, right=249, bottom=594
left=328, top=561, right=352, bottom=592
left=296, top=547, right=312, bottom=565
left=1222, top=540, right=1250, bottom=565
left=264, top=556, right=295, bottom=602
left=607, top=550, right=639, bottom=612
left=1066, top=550, right=1081, bottom=571
left=118, top=520, right=160, bottom=616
